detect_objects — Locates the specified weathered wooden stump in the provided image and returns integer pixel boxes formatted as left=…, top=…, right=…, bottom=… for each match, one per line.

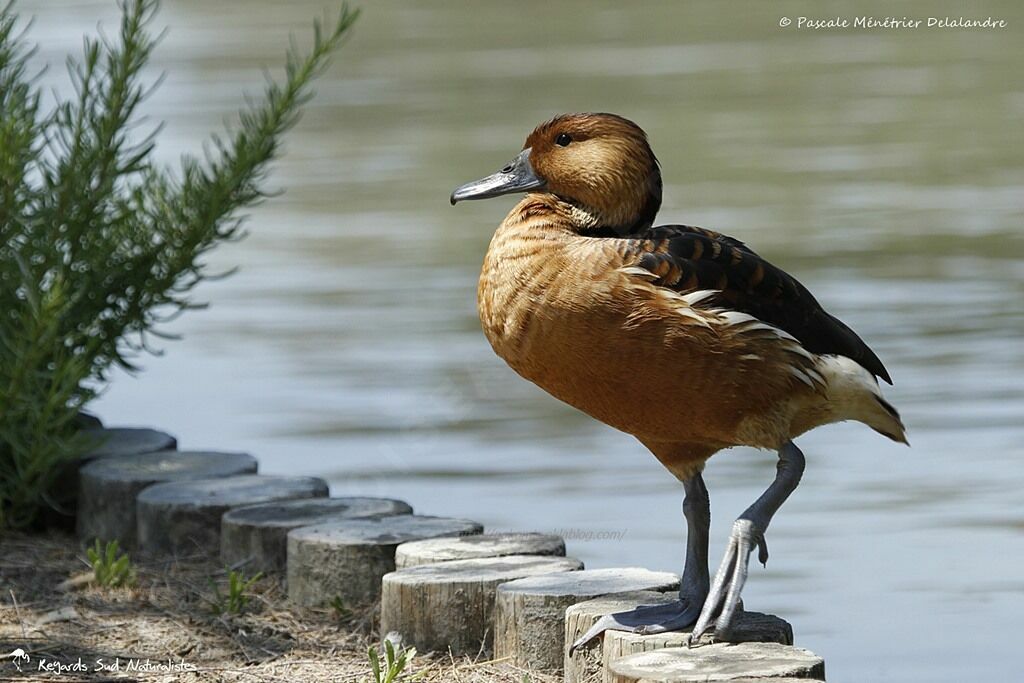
left=45, top=426, right=179, bottom=531
left=607, top=643, right=825, bottom=682
left=78, top=451, right=257, bottom=547
left=565, top=591, right=796, bottom=683
left=137, top=474, right=328, bottom=557
left=564, top=590, right=675, bottom=683
left=494, top=568, right=679, bottom=673
left=381, top=555, right=584, bottom=655
left=395, top=532, right=566, bottom=569
left=81, top=427, right=177, bottom=462
left=75, top=411, right=104, bottom=429
left=221, top=497, right=413, bottom=573
left=287, top=515, right=483, bottom=607
left=602, top=611, right=794, bottom=682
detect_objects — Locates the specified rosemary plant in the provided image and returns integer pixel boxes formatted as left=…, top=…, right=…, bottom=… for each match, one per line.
left=0, top=0, right=358, bottom=528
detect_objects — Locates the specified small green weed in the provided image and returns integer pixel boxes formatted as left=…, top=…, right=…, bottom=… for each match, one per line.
left=86, top=539, right=134, bottom=588
left=209, top=569, right=262, bottom=615
left=330, top=594, right=352, bottom=622
left=365, top=639, right=423, bottom=683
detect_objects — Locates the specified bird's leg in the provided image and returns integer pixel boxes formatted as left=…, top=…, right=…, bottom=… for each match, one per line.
left=675, top=472, right=711, bottom=618
left=688, top=440, right=805, bottom=645
left=568, top=473, right=710, bottom=654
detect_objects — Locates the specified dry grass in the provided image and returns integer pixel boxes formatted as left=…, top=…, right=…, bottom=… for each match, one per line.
left=0, top=531, right=559, bottom=682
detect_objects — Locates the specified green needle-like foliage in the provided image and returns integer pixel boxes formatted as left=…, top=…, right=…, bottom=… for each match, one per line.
left=0, top=0, right=359, bottom=528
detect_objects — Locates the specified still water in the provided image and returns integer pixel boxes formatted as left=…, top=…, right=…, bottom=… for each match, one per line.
left=23, top=1, right=1024, bottom=680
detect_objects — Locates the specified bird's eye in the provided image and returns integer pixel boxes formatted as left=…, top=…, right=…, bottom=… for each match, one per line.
left=555, top=133, right=572, bottom=147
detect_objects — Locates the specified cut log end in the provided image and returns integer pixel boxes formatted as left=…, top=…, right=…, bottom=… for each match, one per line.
left=380, top=554, right=583, bottom=655
left=77, top=451, right=257, bottom=547
left=395, top=531, right=565, bottom=569
left=80, top=427, right=177, bottom=462
left=564, top=590, right=675, bottom=683
left=603, top=609, right=794, bottom=669
left=607, top=643, right=825, bottom=682
left=47, top=426, right=179, bottom=531
left=286, top=514, right=483, bottom=607
left=136, top=474, right=329, bottom=557
left=494, top=567, right=679, bottom=673
left=221, top=496, right=413, bottom=573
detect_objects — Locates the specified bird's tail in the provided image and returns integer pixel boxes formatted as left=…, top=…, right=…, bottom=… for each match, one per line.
left=816, top=355, right=908, bottom=445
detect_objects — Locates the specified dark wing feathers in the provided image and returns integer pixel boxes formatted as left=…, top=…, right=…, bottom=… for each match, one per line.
left=632, top=224, right=892, bottom=384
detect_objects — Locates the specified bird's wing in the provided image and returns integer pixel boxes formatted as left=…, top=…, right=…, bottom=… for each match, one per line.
left=626, top=224, right=892, bottom=383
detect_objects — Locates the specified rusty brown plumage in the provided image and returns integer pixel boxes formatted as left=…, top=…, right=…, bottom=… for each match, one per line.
left=472, top=113, right=904, bottom=480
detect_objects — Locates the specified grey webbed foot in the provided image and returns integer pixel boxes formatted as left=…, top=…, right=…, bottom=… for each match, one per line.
left=688, top=518, right=767, bottom=644
left=568, top=598, right=702, bottom=655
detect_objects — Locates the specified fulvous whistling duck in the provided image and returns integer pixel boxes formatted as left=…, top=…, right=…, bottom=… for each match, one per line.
left=450, top=113, right=907, bottom=648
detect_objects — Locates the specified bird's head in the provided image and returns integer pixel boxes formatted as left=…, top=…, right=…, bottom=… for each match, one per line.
left=451, top=113, right=662, bottom=233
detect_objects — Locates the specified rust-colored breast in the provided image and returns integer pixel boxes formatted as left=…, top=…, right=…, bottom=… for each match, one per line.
left=476, top=197, right=815, bottom=474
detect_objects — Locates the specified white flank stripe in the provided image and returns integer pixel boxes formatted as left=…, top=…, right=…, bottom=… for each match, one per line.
left=719, top=310, right=759, bottom=326
left=773, top=327, right=798, bottom=342
left=788, top=366, right=815, bottom=387
left=781, top=342, right=815, bottom=360
left=718, top=310, right=795, bottom=340
left=680, top=289, right=719, bottom=306
left=620, top=266, right=658, bottom=279
left=676, top=307, right=712, bottom=327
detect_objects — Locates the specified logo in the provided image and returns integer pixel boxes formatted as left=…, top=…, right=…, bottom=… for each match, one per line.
left=3, top=648, right=30, bottom=672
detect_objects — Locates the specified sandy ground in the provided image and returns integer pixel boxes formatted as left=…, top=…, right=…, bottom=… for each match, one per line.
left=0, top=531, right=559, bottom=682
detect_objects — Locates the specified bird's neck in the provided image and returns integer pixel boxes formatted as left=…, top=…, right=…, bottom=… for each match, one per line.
left=505, top=192, right=657, bottom=237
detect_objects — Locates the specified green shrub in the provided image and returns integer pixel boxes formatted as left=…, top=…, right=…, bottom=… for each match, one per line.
left=0, top=0, right=358, bottom=528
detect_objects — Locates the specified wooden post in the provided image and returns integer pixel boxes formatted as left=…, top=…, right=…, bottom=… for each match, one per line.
left=564, top=590, right=675, bottom=683
left=80, top=427, right=177, bottom=462
left=493, top=567, right=678, bottom=673
left=607, top=643, right=825, bottom=682
left=136, top=474, right=328, bottom=556
left=380, top=555, right=583, bottom=655
left=78, top=451, right=257, bottom=547
left=74, top=411, right=103, bottom=429
left=395, top=532, right=565, bottom=569
left=286, top=515, right=483, bottom=607
left=221, top=496, right=412, bottom=573
left=48, top=426, right=178, bottom=530
left=602, top=610, right=793, bottom=678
